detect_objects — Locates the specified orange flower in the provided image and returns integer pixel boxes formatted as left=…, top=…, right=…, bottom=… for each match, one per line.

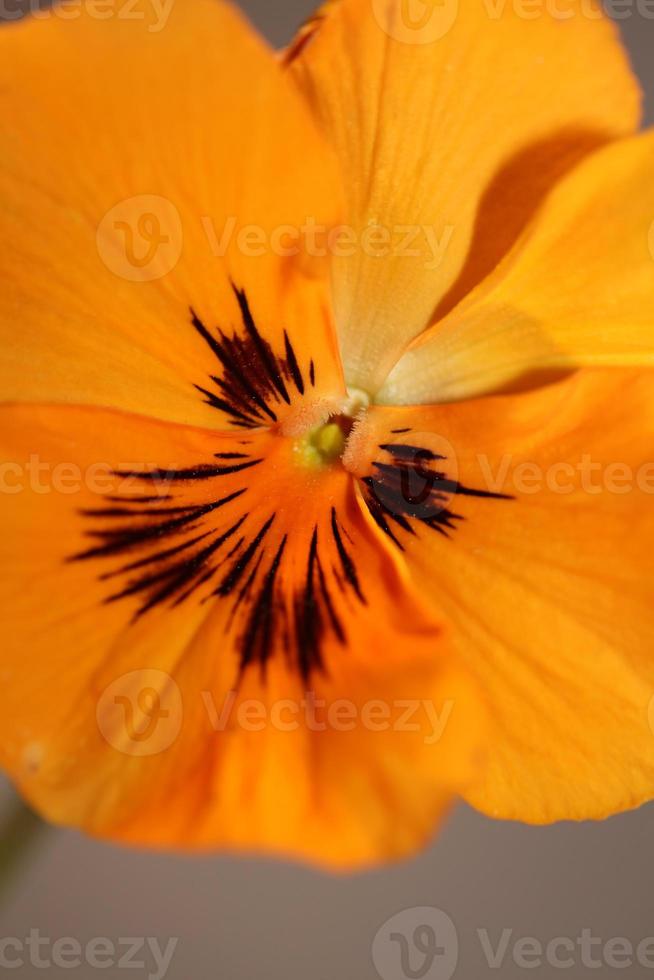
left=0, top=0, right=653, bottom=870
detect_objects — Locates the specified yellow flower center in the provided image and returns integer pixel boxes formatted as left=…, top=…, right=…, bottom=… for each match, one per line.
left=295, top=388, right=371, bottom=468
left=312, top=421, right=348, bottom=461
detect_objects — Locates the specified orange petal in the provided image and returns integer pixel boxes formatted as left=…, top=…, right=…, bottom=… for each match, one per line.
left=0, top=404, right=483, bottom=868
left=346, top=370, right=654, bottom=822
left=381, top=131, right=654, bottom=405
left=0, top=1, right=344, bottom=429
left=288, top=0, right=640, bottom=393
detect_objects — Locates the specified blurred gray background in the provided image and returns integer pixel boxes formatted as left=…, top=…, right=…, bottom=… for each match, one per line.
left=1, top=1, right=654, bottom=978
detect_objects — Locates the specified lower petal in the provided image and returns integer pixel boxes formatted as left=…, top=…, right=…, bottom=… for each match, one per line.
left=347, top=370, right=654, bottom=821
left=0, top=404, right=483, bottom=867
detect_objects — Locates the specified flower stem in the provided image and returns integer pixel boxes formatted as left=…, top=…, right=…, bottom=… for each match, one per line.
left=0, top=796, right=48, bottom=907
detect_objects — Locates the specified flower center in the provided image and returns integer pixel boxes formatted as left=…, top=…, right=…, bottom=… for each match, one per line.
left=311, top=419, right=349, bottom=462
left=296, top=388, right=371, bottom=468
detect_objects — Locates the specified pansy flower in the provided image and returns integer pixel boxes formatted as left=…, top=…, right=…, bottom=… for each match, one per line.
left=1, top=0, right=653, bottom=869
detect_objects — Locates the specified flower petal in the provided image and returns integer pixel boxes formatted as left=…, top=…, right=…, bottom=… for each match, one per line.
left=380, top=132, right=654, bottom=405
left=0, top=1, right=344, bottom=428
left=0, top=404, right=483, bottom=867
left=346, top=369, right=654, bottom=821
left=288, top=0, right=640, bottom=393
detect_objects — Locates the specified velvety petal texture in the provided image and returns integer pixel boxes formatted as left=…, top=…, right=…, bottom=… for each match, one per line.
left=346, top=370, right=654, bottom=821
left=380, top=132, right=654, bottom=405
left=0, top=404, right=483, bottom=867
left=1, top=0, right=652, bottom=868
left=289, top=0, right=641, bottom=393
left=0, top=0, right=345, bottom=430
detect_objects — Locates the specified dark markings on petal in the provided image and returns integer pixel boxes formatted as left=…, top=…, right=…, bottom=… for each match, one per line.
left=292, top=526, right=346, bottom=681
left=190, top=287, right=316, bottom=429
left=378, top=443, right=445, bottom=462
left=309, top=360, right=316, bottom=387
left=361, top=478, right=405, bottom=550
left=104, top=494, right=172, bottom=504
left=113, top=459, right=262, bottom=482
left=330, top=507, right=366, bottom=604
left=332, top=565, right=345, bottom=594
left=390, top=427, right=411, bottom=435
left=315, top=551, right=345, bottom=644
left=362, top=442, right=512, bottom=547
left=239, top=536, right=288, bottom=676
left=191, top=307, right=277, bottom=423
left=284, top=330, right=304, bottom=395
left=69, top=489, right=246, bottom=562
left=81, top=505, right=195, bottom=518
left=76, top=461, right=369, bottom=680
left=193, top=384, right=256, bottom=427
left=214, top=515, right=275, bottom=597
left=226, top=548, right=265, bottom=626
left=123, top=517, right=248, bottom=618
left=99, top=531, right=214, bottom=580
left=232, top=285, right=291, bottom=405
left=294, top=528, right=320, bottom=672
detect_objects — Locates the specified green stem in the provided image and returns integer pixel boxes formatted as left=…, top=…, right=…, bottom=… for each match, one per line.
left=0, top=796, right=48, bottom=906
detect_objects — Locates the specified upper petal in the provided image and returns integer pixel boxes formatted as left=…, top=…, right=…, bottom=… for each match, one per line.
left=0, top=0, right=344, bottom=428
left=288, top=0, right=641, bottom=394
left=380, top=130, right=654, bottom=405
